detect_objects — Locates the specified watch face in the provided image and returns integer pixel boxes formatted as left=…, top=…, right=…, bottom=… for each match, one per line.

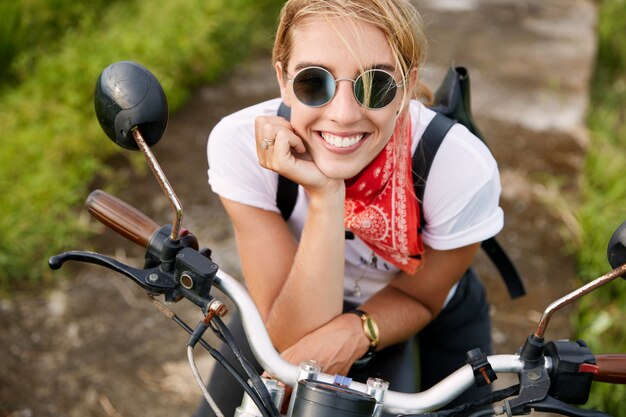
left=350, top=310, right=379, bottom=346
left=364, top=317, right=379, bottom=345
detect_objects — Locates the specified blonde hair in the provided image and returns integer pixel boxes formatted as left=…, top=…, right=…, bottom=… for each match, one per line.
left=272, top=0, right=432, bottom=104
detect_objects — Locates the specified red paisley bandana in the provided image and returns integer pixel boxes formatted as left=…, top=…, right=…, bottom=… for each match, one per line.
left=344, top=116, right=424, bottom=274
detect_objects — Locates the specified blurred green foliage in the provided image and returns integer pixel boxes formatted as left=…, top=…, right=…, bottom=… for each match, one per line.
left=0, top=0, right=282, bottom=288
left=0, top=2, right=22, bottom=82
left=574, top=0, right=626, bottom=414
left=0, top=0, right=124, bottom=86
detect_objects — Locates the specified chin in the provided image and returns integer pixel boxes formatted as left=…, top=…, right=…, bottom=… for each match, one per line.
left=318, top=164, right=362, bottom=181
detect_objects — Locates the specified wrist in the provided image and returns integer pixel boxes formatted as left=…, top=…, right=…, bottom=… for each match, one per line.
left=347, top=309, right=379, bottom=366
left=306, top=182, right=346, bottom=227
left=307, top=179, right=345, bottom=206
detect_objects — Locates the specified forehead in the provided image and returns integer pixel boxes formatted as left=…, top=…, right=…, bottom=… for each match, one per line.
left=287, top=16, right=394, bottom=73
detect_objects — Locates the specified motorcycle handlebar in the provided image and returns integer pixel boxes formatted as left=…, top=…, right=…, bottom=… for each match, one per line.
left=85, top=189, right=524, bottom=412
left=213, top=267, right=530, bottom=414
left=87, top=189, right=159, bottom=248
left=84, top=190, right=626, bottom=414
left=593, top=354, right=626, bottom=384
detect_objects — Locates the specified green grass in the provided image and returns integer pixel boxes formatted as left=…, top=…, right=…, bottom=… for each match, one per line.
left=0, top=0, right=282, bottom=289
left=573, top=0, right=626, bottom=414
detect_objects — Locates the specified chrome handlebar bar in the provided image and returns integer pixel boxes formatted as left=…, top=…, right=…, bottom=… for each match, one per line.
left=214, top=268, right=550, bottom=414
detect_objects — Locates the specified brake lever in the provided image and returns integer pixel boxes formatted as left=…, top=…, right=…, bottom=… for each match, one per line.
left=49, top=250, right=176, bottom=292
left=503, top=366, right=551, bottom=414
left=49, top=246, right=219, bottom=313
left=502, top=365, right=611, bottom=417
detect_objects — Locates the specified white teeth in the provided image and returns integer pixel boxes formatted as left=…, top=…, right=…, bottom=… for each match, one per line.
left=320, top=132, right=365, bottom=148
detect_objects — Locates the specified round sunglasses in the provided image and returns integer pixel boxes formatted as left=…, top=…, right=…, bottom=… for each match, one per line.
left=288, top=66, right=402, bottom=110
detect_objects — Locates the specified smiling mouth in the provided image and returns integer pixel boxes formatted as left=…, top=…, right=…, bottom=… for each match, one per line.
left=320, top=132, right=366, bottom=148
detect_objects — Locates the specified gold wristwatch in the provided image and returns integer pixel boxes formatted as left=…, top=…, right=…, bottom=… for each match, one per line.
left=348, top=309, right=379, bottom=365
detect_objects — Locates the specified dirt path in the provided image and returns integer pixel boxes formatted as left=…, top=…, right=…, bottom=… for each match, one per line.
left=0, top=1, right=597, bottom=416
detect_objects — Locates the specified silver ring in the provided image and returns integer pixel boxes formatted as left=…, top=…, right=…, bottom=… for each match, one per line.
left=261, top=138, right=275, bottom=150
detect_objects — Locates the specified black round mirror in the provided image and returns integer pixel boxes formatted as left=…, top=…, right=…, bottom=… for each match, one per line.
left=94, top=61, right=168, bottom=150
left=607, top=220, right=626, bottom=271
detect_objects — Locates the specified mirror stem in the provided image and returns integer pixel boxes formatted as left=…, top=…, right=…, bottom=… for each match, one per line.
left=534, top=262, right=626, bottom=338
left=132, top=128, right=183, bottom=241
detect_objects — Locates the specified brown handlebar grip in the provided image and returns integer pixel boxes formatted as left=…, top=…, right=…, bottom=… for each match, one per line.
left=86, top=189, right=159, bottom=248
left=594, top=354, right=626, bottom=384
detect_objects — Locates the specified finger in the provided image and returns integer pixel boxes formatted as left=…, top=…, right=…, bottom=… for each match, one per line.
left=260, top=122, right=280, bottom=148
left=255, top=116, right=291, bottom=148
left=260, top=137, right=275, bottom=150
left=255, top=117, right=272, bottom=154
left=274, top=129, right=307, bottom=155
left=255, top=122, right=275, bottom=154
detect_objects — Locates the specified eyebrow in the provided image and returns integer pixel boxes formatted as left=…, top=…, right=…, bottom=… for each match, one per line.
left=293, top=62, right=326, bottom=71
left=292, top=62, right=396, bottom=74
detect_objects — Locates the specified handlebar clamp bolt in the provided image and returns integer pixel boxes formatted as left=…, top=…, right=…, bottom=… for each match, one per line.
left=366, top=377, right=390, bottom=401
left=299, top=360, right=322, bottom=376
left=208, top=300, right=228, bottom=317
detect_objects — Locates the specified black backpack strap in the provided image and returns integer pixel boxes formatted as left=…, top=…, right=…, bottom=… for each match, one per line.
left=481, top=238, right=526, bottom=298
left=412, top=112, right=456, bottom=223
left=413, top=112, right=525, bottom=299
left=277, top=174, right=298, bottom=221
left=276, top=102, right=298, bottom=220
left=277, top=101, right=291, bottom=120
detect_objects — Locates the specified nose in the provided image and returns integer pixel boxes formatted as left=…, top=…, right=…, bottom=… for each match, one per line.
left=326, top=80, right=363, bottom=125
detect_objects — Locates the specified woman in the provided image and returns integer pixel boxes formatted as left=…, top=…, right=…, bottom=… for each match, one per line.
left=198, top=0, right=502, bottom=415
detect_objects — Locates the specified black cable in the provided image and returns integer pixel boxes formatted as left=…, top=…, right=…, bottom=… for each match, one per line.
left=170, top=315, right=275, bottom=417
left=199, top=317, right=277, bottom=417
left=197, top=316, right=277, bottom=417
left=213, top=316, right=281, bottom=417
left=212, top=317, right=260, bottom=380
left=466, top=407, right=498, bottom=417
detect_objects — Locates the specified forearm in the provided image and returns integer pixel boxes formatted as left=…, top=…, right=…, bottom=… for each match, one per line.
left=276, top=244, right=479, bottom=374
left=277, top=287, right=439, bottom=375
left=358, top=286, right=434, bottom=350
left=265, top=187, right=346, bottom=350
left=350, top=244, right=480, bottom=355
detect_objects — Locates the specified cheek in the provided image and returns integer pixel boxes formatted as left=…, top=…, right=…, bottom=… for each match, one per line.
left=374, top=114, right=399, bottom=141
left=288, top=107, right=318, bottom=139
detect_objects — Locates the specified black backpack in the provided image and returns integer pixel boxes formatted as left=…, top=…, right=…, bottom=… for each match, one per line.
left=275, top=66, right=525, bottom=299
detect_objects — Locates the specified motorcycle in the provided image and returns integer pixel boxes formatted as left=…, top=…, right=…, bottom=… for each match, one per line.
left=49, top=61, right=626, bottom=417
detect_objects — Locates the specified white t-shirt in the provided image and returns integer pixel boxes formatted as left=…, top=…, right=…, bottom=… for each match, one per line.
left=208, top=98, right=503, bottom=304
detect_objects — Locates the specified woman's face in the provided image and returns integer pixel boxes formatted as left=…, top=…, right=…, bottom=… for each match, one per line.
left=276, top=17, right=406, bottom=180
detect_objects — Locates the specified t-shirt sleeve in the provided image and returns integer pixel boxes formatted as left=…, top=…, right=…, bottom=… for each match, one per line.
left=420, top=123, right=504, bottom=250
left=207, top=107, right=281, bottom=213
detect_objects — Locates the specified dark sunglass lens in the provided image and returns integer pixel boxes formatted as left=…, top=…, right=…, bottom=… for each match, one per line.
left=292, top=68, right=334, bottom=107
left=354, top=70, right=397, bottom=109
